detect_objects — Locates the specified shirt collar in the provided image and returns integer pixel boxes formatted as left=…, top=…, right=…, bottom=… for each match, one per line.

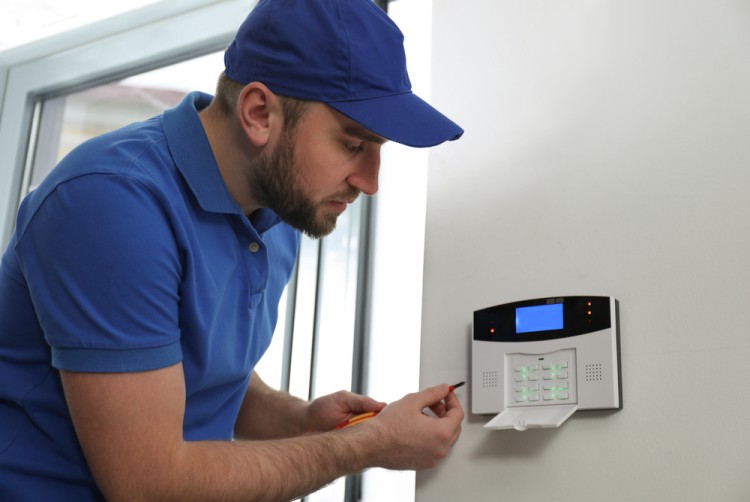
left=162, top=92, right=283, bottom=233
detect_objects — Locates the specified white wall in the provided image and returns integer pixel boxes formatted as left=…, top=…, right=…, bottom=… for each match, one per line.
left=362, top=1, right=432, bottom=499
left=418, top=1, right=750, bottom=500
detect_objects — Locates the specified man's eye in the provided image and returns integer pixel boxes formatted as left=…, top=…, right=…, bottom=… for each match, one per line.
left=345, top=143, right=365, bottom=154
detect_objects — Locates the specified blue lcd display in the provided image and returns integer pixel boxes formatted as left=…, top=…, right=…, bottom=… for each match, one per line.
left=515, top=304, right=564, bottom=334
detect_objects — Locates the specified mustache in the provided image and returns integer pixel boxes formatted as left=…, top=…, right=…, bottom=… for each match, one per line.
left=327, top=187, right=361, bottom=204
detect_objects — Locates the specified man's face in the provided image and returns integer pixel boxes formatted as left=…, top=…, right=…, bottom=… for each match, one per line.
left=252, top=103, right=386, bottom=239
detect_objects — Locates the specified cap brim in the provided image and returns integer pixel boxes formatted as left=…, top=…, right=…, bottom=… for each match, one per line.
left=326, top=92, right=463, bottom=148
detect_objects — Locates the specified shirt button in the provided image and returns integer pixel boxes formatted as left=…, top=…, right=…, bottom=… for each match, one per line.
left=248, top=242, right=260, bottom=253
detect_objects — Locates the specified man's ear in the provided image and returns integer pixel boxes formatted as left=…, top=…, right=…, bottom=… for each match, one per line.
left=237, top=82, right=280, bottom=147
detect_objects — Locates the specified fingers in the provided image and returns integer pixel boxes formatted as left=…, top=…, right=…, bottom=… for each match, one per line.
left=328, top=384, right=465, bottom=435
left=427, top=401, right=447, bottom=418
left=442, top=386, right=463, bottom=414
left=411, top=383, right=465, bottom=418
left=335, top=411, right=379, bottom=430
left=409, top=384, right=453, bottom=410
left=344, top=393, right=387, bottom=414
left=304, top=390, right=380, bottom=433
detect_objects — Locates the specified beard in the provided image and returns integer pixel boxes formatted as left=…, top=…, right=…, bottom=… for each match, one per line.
left=250, top=130, right=359, bottom=239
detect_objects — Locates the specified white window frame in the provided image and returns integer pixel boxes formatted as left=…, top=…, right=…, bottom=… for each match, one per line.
left=0, top=0, right=256, bottom=246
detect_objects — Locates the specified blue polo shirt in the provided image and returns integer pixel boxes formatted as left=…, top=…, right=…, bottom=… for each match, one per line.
left=0, top=92, right=299, bottom=500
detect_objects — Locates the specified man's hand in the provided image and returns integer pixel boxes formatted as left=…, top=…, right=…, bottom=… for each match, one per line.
left=305, top=390, right=387, bottom=433
left=238, top=375, right=464, bottom=472
left=342, top=384, right=464, bottom=471
left=235, top=373, right=386, bottom=439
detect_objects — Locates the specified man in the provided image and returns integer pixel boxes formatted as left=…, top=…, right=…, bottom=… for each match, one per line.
left=0, top=0, right=465, bottom=500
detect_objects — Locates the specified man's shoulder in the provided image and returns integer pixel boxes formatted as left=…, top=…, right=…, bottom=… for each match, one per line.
left=57, top=116, right=171, bottom=180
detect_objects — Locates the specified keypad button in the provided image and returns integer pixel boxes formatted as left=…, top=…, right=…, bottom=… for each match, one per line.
left=543, top=393, right=555, bottom=401
left=558, top=371, right=568, bottom=379
left=559, top=362, right=569, bottom=369
left=529, top=394, right=540, bottom=402
left=514, top=374, right=526, bottom=382
left=528, top=374, right=540, bottom=381
left=543, top=373, right=555, bottom=380
left=558, top=391, right=570, bottom=400
left=515, top=393, right=528, bottom=403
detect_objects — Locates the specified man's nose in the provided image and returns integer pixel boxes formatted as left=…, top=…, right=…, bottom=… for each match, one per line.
left=346, top=147, right=380, bottom=196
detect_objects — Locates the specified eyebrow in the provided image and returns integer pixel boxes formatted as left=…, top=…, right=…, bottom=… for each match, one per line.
left=343, top=125, right=388, bottom=145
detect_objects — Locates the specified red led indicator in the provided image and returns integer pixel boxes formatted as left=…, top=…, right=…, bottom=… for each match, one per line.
left=490, top=328, right=495, bottom=333
left=587, top=311, right=592, bottom=315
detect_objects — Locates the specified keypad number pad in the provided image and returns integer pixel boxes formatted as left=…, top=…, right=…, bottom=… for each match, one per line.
left=508, top=350, right=576, bottom=407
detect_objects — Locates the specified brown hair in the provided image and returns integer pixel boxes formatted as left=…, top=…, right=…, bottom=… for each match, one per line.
left=213, top=73, right=310, bottom=131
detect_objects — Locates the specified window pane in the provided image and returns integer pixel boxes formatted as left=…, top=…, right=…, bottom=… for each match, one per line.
left=27, top=51, right=223, bottom=193
left=304, top=199, right=363, bottom=502
left=310, top=198, right=362, bottom=399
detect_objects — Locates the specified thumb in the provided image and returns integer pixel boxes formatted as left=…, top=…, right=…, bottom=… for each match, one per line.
left=345, top=393, right=387, bottom=413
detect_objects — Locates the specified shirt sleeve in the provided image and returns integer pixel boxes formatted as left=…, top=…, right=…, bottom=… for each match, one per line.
left=16, top=173, right=183, bottom=372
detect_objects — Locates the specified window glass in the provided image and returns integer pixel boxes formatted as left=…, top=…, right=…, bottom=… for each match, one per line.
left=27, top=52, right=223, bottom=192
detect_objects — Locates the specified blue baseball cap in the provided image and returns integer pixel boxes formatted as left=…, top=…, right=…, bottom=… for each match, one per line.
left=224, top=0, right=464, bottom=147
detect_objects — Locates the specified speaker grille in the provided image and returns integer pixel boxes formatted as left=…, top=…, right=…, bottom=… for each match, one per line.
left=482, top=370, right=499, bottom=388
left=585, top=363, right=603, bottom=382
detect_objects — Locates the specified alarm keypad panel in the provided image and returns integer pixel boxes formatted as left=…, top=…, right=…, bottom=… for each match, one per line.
left=509, top=349, right=577, bottom=406
left=472, top=296, right=621, bottom=430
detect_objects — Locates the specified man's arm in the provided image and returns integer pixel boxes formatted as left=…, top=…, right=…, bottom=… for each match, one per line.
left=61, top=363, right=463, bottom=502
left=233, top=371, right=387, bottom=439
